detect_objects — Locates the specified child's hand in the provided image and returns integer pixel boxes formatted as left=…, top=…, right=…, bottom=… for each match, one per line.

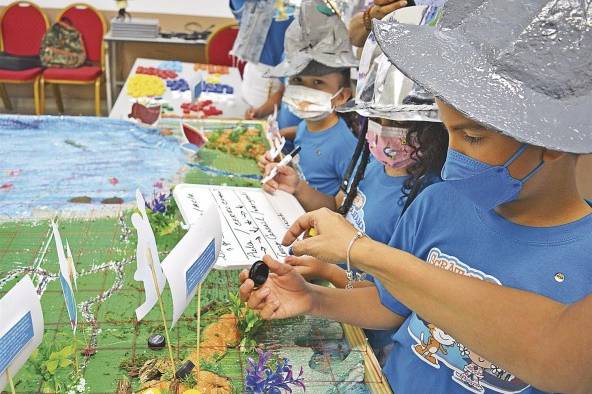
left=245, top=107, right=259, bottom=120
left=257, top=152, right=276, bottom=171
left=239, top=255, right=315, bottom=320
left=262, top=164, right=300, bottom=195
left=285, top=255, right=330, bottom=280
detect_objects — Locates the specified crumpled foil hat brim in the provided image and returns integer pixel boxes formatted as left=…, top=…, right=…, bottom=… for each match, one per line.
left=373, top=19, right=592, bottom=154
left=266, top=51, right=358, bottom=78
left=337, top=98, right=440, bottom=122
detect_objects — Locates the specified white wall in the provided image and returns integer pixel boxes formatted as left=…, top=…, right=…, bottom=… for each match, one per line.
left=0, top=0, right=234, bottom=18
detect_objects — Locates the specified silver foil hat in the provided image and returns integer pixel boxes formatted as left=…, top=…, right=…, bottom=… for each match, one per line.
left=373, top=0, right=592, bottom=153
left=337, top=6, right=440, bottom=122
left=266, top=0, right=358, bottom=78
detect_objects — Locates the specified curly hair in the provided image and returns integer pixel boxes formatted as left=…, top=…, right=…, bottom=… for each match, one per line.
left=400, top=121, right=449, bottom=213
left=337, top=118, right=448, bottom=216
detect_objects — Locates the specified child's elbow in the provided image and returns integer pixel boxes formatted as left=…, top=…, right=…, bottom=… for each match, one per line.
left=571, top=374, right=592, bottom=394
left=532, top=355, right=592, bottom=394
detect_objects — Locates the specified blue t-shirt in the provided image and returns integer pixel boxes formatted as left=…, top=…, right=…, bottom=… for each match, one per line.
left=294, top=117, right=357, bottom=196
left=375, top=181, right=592, bottom=394
left=278, top=104, right=301, bottom=154
left=229, top=0, right=294, bottom=67
left=277, top=104, right=301, bottom=129
left=346, top=159, right=408, bottom=244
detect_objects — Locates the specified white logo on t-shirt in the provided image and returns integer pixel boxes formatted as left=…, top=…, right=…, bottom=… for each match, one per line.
left=407, top=248, right=529, bottom=394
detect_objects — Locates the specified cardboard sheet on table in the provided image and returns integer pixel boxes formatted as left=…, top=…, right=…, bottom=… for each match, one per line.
left=0, top=276, right=44, bottom=389
left=173, top=184, right=305, bottom=269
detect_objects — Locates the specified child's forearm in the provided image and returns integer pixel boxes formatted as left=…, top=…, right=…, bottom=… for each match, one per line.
left=280, top=126, right=297, bottom=141
left=294, top=181, right=336, bottom=212
left=321, top=264, right=375, bottom=289
left=309, top=284, right=405, bottom=330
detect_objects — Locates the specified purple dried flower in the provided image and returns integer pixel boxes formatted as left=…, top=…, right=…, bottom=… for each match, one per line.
left=245, top=350, right=305, bottom=393
left=145, top=190, right=170, bottom=214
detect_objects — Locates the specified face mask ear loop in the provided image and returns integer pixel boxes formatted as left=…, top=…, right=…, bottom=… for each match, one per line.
left=329, top=87, right=344, bottom=110
left=520, top=150, right=546, bottom=184
left=331, top=87, right=344, bottom=100
left=503, top=144, right=545, bottom=183
left=504, top=144, right=529, bottom=166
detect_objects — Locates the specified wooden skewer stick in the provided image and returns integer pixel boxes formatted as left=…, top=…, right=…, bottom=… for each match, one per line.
left=196, top=285, right=202, bottom=378
left=324, top=0, right=341, bottom=17
left=6, top=369, right=16, bottom=394
left=146, top=248, right=177, bottom=379
left=72, top=327, right=80, bottom=376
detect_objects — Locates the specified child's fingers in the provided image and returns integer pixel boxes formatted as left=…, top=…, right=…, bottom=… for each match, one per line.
left=239, top=269, right=249, bottom=284
left=262, top=180, right=279, bottom=194
left=239, top=278, right=255, bottom=302
left=260, top=299, right=281, bottom=320
left=264, top=163, right=277, bottom=177
left=263, top=255, right=293, bottom=276
left=246, top=286, right=271, bottom=310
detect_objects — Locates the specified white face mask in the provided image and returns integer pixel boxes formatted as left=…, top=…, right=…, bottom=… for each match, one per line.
left=283, top=84, right=343, bottom=121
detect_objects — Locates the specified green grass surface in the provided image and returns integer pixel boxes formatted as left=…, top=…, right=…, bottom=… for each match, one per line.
left=194, top=148, right=260, bottom=176
left=184, top=168, right=259, bottom=188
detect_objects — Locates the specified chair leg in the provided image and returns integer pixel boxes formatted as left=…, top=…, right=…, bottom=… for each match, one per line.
left=33, top=77, right=41, bottom=115
left=94, top=78, right=101, bottom=116
left=0, top=83, right=13, bottom=111
left=52, top=84, right=64, bottom=113
left=40, top=78, right=46, bottom=114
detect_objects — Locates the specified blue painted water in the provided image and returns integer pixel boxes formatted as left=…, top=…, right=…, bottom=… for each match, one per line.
left=0, top=116, right=186, bottom=218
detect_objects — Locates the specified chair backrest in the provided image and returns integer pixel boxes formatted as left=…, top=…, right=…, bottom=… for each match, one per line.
left=0, top=1, right=48, bottom=56
left=57, top=3, right=106, bottom=66
left=206, top=23, right=245, bottom=72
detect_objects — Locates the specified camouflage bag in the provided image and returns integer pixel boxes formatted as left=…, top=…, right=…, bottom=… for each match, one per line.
left=39, top=19, right=86, bottom=68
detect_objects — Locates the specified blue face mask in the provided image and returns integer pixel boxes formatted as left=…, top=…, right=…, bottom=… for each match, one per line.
left=441, top=145, right=544, bottom=211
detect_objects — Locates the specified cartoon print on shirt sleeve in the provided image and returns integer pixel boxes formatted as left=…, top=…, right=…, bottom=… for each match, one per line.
left=345, top=188, right=367, bottom=233
left=412, top=323, right=456, bottom=368
left=406, top=248, right=530, bottom=393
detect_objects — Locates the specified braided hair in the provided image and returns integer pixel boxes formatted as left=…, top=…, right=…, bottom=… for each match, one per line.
left=337, top=117, right=371, bottom=215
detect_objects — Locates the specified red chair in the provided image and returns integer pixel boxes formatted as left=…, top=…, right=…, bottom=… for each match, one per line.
left=0, top=1, right=49, bottom=114
left=206, top=23, right=246, bottom=77
left=40, top=3, right=106, bottom=116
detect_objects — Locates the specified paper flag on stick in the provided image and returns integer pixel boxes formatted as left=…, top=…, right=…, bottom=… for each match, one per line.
left=132, top=189, right=167, bottom=321
left=162, top=204, right=222, bottom=327
left=52, top=222, right=77, bottom=333
left=0, top=276, right=44, bottom=390
left=266, top=107, right=285, bottom=160
left=65, top=241, right=77, bottom=291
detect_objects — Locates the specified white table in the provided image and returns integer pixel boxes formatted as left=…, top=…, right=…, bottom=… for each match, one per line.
left=104, top=32, right=207, bottom=110
left=109, top=58, right=250, bottom=122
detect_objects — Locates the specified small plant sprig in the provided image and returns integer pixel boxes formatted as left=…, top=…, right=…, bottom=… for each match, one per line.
left=245, top=349, right=305, bottom=394
left=227, top=291, right=264, bottom=351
